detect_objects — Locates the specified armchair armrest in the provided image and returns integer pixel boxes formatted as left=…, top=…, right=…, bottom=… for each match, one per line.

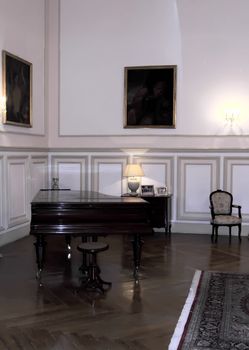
left=232, top=204, right=242, bottom=218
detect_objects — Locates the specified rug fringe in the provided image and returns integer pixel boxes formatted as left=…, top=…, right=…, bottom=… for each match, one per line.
left=168, top=270, right=202, bottom=350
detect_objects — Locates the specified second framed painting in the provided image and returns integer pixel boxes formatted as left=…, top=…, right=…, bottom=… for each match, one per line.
left=124, top=65, right=176, bottom=128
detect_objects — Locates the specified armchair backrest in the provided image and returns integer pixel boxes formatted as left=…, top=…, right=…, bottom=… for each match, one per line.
left=210, top=190, right=232, bottom=216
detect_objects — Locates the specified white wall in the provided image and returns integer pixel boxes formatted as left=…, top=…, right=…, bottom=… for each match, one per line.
left=177, top=0, right=249, bottom=135
left=59, top=0, right=181, bottom=136
left=49, top=0, right=249, bottom=151
left=0, top=0, right=47, bottom=148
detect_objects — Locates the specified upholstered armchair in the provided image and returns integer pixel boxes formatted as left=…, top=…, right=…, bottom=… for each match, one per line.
left=209, top=189, right=242, bottom=243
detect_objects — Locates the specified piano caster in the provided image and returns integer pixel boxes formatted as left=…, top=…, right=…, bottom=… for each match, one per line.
left=36, top=269, right=43, bottom=287
left=133, top=267, right=140, bottom=280
left=65, top=234, right=72, bottom=260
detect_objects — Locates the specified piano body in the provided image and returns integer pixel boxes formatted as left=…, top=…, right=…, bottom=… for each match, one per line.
left=30, top=190, right=152, bottom=278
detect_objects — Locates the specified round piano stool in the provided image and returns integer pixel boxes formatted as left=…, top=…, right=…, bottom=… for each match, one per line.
left=77, top=242, right=111, bottom=293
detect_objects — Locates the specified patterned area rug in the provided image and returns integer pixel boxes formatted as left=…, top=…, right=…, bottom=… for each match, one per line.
left=169, top=270, right=249, bottom=350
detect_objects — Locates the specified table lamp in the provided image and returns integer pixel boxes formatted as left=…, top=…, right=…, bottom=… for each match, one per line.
left=124, top=164, right=144, bottom=196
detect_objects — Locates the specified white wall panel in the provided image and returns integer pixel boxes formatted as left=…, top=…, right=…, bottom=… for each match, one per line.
left=91, top=157, right=128, bottom=195
left=185, top=164, right=211, bottom=212
left=225, top=158, right=249, bottom=218
left=134, top=156, right=173, bottom=194
left=2, top=149, right=249, bottom=246
left=178, top=157, right=220, bottom=220
left=52, top=156, right=88, bottom=191
left=7, top=157, right=29, bottom=227
left=30, top=156, right=48, bottom=198
left=59, top=0, right=181, bottom=136
left=0, top=157, right=4, bottom=231
left=58, top=163, right=81, bottom=190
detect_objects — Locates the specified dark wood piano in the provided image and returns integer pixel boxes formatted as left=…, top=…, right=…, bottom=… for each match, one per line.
left=30, top=190, right=152, bottom=279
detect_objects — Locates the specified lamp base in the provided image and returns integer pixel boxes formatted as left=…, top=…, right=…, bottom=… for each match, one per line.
left=129, top=192, right=139, bottom=197
left=128, top=181, right=139, bottom=196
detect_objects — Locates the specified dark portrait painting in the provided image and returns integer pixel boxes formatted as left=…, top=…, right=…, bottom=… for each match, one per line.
left=124, top=65, right=176, bottom=128
left=2, top=51, right=32, bottom=127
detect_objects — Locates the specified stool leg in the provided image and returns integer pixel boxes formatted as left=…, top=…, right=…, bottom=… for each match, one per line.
left=80, top=252, right=111, bottom=293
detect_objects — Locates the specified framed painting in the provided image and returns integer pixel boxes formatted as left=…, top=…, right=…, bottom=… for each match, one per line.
left=124, top=65, right=176, bottom=128
left=2, top=50, right=32, bottom=127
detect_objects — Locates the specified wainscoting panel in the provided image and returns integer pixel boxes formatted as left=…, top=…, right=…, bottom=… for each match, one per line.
left=30, top=156, right=49, bottom=198
left=177, top=157, right=220, bottom=221
left=224, top=157, right=249, bottom=219
left=2, top=148, right=249, bottom=246
left=134, top=156, right=174, bottom=194
left=51, top=156, right=88, bottom=191
left=7, top=156, right=29, bottom=228
left=91, top=156, right=128, bottom=195
left=0, top=157, right=4, bottom=231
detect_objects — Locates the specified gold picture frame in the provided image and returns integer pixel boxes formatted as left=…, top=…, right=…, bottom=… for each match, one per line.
left=124, top=65, right=176, bottom=128
left=2, top=50, right=32, bottom=127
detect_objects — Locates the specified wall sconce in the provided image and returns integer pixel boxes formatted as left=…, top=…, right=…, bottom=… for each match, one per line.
left=225, top=109, right=239, bottom=126
left=124, top=164, right=144, bottom=196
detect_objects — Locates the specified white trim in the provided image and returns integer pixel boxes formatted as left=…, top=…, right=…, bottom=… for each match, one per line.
left=168, top=270, right=202, bottom=350
left=0, top=223, right=29, bottom=247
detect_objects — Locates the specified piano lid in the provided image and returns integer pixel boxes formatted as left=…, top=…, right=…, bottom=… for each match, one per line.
left=31, top=190, right=148, bottom=204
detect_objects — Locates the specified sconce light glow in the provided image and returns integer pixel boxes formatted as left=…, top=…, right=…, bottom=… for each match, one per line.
left=0, top=96, right=7, bottom=123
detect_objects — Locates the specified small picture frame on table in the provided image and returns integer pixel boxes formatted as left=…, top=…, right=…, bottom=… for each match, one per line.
left=141, top=185, right=154, bottom=196
left=157, top=186, right=168, bottom=195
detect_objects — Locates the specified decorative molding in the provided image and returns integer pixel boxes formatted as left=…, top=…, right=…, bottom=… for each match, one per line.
left=133, top=156, right=174, bottom=194
left=30, top=156, right=49, bottom=197
left=6, top=156, right=29, bottom=228
left=51, top=156, right=88, bottom=191
left=0, top=147, right=48, bottom=153
left=0, top=224, right=29, bottom=247
left=91, top=156, right=128, bottom=195
left=224, top=157, right=249, bottom=220
left=0, top=157, right=4, bottom=231
left=177, top=157, right=220, bottom=221
left=2, top=146, right=249, bottom=154
left=1, top=148, right=249, bottom=247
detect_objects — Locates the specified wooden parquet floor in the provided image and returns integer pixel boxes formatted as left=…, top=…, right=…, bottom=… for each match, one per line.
left=0, top=232, right=249, bottom=349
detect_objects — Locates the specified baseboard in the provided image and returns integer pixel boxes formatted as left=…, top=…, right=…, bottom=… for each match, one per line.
left=171, top=222, right=249, bottom=236
left=0, top=223, right=30, bottom=247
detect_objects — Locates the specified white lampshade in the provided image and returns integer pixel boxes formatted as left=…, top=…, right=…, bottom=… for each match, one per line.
left=124, top=164, right=144, bottom=177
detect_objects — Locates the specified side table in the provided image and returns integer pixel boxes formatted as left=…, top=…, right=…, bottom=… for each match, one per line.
left=141, top=194, right=172, bottom=235
left=122, top=193, right=172, bottom=235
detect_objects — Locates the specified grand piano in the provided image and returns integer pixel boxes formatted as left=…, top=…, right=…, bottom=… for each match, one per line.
left=30, top=190, right=153, bottom=279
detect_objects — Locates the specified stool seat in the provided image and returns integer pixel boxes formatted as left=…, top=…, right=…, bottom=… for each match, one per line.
left=77, top=241, right=111, bottom=293
left=77, top=242, right=109, bottom=254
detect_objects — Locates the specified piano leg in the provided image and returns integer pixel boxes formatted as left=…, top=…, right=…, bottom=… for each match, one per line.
left=65, top=235, right=71, bottom=259
left=132, top=234, right=143, bottom=279
left=79, top=236, right=88, bottom=276
left=34, top=234, right=46, bottom=284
